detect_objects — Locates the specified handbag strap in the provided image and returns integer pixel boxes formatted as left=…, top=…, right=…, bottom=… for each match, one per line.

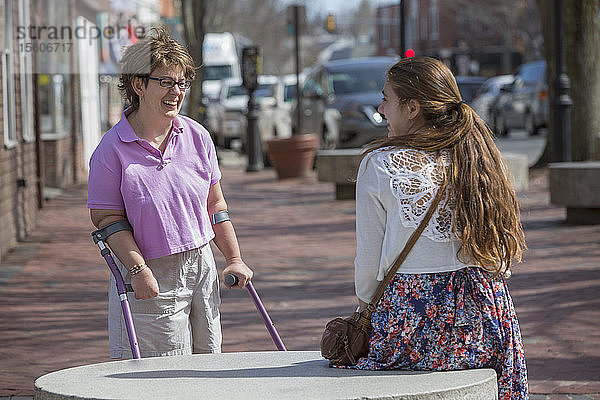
left=367, top=168, right=447, bottom=311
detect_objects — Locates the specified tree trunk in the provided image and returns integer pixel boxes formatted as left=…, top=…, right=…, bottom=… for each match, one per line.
left=564, top=0, right=600, bottom=161
left=537, top=0, right=600, bottom=166
left=181, top=0, right=206, bottom=123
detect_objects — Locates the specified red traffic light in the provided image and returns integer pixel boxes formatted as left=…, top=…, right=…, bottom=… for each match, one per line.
left=405, top=49, right=415, bottom=58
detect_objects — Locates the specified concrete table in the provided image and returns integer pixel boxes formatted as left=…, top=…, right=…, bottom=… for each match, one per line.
left=35, top=351, right=498, bottom=400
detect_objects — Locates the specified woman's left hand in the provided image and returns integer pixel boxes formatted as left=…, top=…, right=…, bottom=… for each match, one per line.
left=222, top=259, right=253, bottom=289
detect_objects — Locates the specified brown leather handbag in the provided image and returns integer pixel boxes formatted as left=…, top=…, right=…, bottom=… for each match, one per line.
left=320, top=180, right=446, bottom=366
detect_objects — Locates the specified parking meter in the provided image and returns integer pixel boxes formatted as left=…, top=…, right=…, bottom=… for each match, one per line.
left=242, top=46, right=260, bottom=93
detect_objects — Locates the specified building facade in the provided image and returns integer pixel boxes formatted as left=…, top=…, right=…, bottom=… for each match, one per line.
left=1, top=0, right=39, bottom=260
left=375, top=0, right=541, bottom=76
left=0, top=0, right=113, bottom=261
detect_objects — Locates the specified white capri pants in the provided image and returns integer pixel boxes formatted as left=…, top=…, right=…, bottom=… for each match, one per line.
left=108, top=244, right=222, bottom=358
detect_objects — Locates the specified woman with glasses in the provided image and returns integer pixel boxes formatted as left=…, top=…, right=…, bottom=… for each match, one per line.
left=87, top=27, right=253, bottom=358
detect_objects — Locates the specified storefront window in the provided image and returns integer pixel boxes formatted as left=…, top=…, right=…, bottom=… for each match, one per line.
left=38, top=73, right=71, bottom=135
left=36, top=0, right=72, bottom=137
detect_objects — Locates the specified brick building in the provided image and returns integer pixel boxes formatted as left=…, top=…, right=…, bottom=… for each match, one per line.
left=0, top=0, right=110, bottom=261
left=375, top=0, right=541, bottom=76
left=1, top=0, right=39, bottom=260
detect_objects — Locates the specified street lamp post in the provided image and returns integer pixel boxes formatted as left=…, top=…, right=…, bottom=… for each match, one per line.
left=552, top=0, right=572, bottom=162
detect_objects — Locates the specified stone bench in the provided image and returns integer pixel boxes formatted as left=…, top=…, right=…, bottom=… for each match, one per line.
left=35, top=351, right=498, bottom=400
left=549, top=161, right=600, bottom=224
left=316, top=149, right=363, bottom=200
left=316, top=149, right=529, bottom=200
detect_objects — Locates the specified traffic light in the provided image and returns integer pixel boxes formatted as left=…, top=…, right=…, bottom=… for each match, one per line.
left=326, top=13, right=336, bottom=33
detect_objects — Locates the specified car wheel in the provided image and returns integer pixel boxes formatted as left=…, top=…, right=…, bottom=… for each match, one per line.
left=525, top=112, right=539, bottom=136
left=263, top=151, right=272, bottom=167
left=493, top=112, right=508, bottom=136
left=321, top=125, right=335, bottom=149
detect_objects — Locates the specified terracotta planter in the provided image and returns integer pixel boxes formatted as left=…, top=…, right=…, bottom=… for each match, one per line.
left=265, top=133, right=318, bottom=179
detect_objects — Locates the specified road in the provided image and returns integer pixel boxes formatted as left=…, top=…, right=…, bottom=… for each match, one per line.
left=221, top=128, right=548, bottom=169
left=494, top=129, right=547, bottom=167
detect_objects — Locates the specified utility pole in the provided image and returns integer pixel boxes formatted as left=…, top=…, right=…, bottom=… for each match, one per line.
left=293, top=5, right=302, bottom=135
left=398, top=0, right=405, bottom=56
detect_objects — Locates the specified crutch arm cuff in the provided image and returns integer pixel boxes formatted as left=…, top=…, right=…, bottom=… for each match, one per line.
left=211, top=210, right=231, bottom=225
left=91, top=219, right=133, bottom=243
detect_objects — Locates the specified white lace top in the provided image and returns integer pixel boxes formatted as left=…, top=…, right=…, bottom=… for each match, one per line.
left=354, top=147, right=472, bottom=302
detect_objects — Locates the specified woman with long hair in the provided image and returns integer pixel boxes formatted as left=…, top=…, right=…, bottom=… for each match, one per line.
left=347, top=57, right=528, bottom=399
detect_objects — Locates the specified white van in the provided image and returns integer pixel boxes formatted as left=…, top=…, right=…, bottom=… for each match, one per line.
left=202, top=32, right=242, bottom=102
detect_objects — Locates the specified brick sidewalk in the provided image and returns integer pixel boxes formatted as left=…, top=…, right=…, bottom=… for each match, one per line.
left=0, top=164, right=598, bottom=399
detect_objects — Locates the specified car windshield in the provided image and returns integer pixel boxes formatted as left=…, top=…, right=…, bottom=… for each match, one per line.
left=519, top=63, right=545, bottom=84
left=254, top=83, right=276, bottom=99
left=457, top=82, right=485, bottom=104
left=204, top=65, right=233, bottom=80
left=227, top=85, right=247, bottom=98
left=479, top=81, right=494, bottom=94
left=284, top=84, right=296, bottom=102
left=327, top=67, right=386, bottom=95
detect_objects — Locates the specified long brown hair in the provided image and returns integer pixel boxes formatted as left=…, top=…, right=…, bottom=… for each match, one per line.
left=366, top=57, right=526, bottom=274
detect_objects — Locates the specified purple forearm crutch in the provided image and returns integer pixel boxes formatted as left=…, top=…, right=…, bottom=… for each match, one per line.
left=225, top=274, right=287, bottom=351
left=92, top=221, right=141, bottom=359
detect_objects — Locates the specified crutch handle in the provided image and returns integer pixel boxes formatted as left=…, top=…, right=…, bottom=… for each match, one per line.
left=224, top=273, right=239, bottom=286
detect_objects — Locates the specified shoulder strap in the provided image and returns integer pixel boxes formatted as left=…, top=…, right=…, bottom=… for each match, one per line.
left=367, top=170, right=447, bottom=311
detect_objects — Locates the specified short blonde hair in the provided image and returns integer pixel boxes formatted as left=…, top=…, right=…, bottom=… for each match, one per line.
left=118, top=26, right=196, bottom=110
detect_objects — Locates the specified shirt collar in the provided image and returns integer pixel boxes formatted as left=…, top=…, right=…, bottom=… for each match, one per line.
left=171, top=115, right=184, bottom=136
left=116, top=108, right=140, bottom=143
left=116, top=108, right=183, bottom=142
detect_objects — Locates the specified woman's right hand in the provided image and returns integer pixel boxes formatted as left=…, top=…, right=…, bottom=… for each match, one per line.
left=130, top=267, right=159, bottom=300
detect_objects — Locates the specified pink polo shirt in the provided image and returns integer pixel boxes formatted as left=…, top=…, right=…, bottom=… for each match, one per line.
left=87, top=110, right=221, bottom=260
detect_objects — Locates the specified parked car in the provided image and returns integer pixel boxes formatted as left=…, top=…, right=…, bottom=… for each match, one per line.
left=258, top=74, right=299, bottom=143
left=489, top=60, right=548, bottom=136
left=294, top=56, right=398, bottom=149
left=210, top=75, right=279, bottom=148
left=471, top=74, right=514, bottom=125
left=208, top=78, right=247, bottom=148
left=454, top=76, right=487, bottom=105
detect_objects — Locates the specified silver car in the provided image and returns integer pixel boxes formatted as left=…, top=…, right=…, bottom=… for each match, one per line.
left=258, top=74, right=299, bottom=142
left=210, top=76, right=279, bottom=148
left=490, top=60, right=548, bottom=136
left=471, top=74, right=514, bottom=126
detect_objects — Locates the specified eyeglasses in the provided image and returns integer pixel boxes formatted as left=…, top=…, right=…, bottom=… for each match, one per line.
left=147, top=76, right=192, bottom=90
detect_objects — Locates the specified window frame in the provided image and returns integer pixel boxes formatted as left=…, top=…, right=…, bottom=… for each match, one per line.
left=18, top=0, right=34, bottom=142
left=2, top=0, right=17, bottom=149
